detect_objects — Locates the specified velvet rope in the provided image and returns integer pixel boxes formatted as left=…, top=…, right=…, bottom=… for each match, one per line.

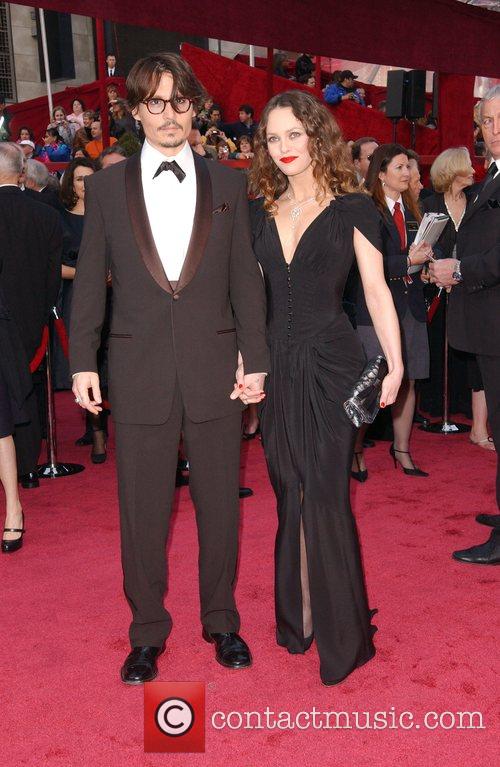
left=29, top=325, right=49, bottom=373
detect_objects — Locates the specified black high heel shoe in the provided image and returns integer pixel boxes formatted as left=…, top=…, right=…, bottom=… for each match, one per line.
left=390, top=444, right=429, bottom=477
left=2, top=510, right=25, bottom=553
left=91, top=428, right=107, bottom=464
left=351, top=452, right=368, bottom=482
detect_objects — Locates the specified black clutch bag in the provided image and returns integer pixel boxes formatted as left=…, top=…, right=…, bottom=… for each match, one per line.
left=343, top=355, right=389, bottom=428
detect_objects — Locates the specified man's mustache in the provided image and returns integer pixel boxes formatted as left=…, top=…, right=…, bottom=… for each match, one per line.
left=158, top=121, right=182, bottom=130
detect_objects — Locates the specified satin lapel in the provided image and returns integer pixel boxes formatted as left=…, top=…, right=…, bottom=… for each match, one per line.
left=124, top=151, right=173, bottom=295
left=175, top=152, right=213, bottom=294
left=462, top=174, right=500, bottom=225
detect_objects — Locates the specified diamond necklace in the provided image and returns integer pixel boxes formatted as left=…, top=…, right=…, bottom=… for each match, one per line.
left=286, top=189, right=317, bottom=227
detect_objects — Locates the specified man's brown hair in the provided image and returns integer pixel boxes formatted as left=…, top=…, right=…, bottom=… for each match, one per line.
left=126, top=52, right=207, bottom=112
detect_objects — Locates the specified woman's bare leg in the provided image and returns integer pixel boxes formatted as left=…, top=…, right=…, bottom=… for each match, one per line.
left=0, top=435, right=23, bottom=540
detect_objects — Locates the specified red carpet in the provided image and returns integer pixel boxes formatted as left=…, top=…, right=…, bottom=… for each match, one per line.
left=1, top=392, right=497, bottom=766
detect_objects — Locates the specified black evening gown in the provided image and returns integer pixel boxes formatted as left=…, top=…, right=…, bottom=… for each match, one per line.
left=251, top=193, right=378, bottom=685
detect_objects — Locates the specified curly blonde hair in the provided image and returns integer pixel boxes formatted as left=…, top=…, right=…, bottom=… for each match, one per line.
left=248, top=90, right=362, bottom=214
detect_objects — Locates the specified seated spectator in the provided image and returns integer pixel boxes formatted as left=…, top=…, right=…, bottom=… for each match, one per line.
left=0, top=95, right=12, bottom=141
left=273, top=52, right=289, bottom=78
left=16, top=126, right=35, bottom=144
left=207, top=105, right=224, bottom=131
left=98, top=144, right=128, bottom=169
left=19, top=140, right=35, bottom=159
left=295, top=53, right=314, bottom=82
left=85, top=120, right=117, bottom=159
left=38, top=127, right=71, bottom=162
left=225, top=104, right=258, bottom=141
left=110, top=99, right=138, bottom=139
left=72, top=125, right=91, bottom=155
left=188, top=126, right=215, bottom=159
left=73, top=147, right=92, bottom=160
left=351, top=137, right=379, bottom=182
left=230, top=134, right=254, bottom=160
left=106, top=83, right=120, bottom=112
left=66, top=98, right=86, bottom=128
left=82, top=110, right=96, bottom=130
left=197, top=96, right=214, bottom=134
left=324, top=70, right=364, bottom=106
left=216, top=139, right=230, bottom=160
left=48, top=105, right=77, bottom=147
left=203, top=125, right=236, bottom=154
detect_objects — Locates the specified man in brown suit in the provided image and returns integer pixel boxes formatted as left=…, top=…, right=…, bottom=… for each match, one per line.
left=70, top=53, right=269, bottom=684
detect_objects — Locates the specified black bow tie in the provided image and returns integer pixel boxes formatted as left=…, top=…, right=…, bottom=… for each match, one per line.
left=153, top=159, right=186, bottom=183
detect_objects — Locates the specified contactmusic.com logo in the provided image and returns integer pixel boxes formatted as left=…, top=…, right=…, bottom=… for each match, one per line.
left=144, top=682, right=205, bottom=753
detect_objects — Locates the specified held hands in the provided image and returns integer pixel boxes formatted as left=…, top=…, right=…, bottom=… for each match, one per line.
left=229, top=352, right=266, bottom=405
left=408, top=241, right=433, bottom=266
left=428, top=258, right=460, bottom=289
left=72, top=372, right=103, bottom=415
left=379, top=367, right=404, bottom=409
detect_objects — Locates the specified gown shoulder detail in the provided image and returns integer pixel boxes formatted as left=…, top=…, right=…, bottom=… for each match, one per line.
left=249, top=197, right=268, bottom=243
left=332, top=193, right=382, bottom=252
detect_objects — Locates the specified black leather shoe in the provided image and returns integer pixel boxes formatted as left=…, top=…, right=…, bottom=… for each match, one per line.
left=19, top=472, right=39, bottom=489
left=202, top=629, right=252, bottom=669
left=2, top=511, right=25, bottom=553
left=120, top=644, right=165, bottom=685
left=475, top=513, right=500, bottom=529
left=452, top=531, right=500, bottom=565
left=239, top=487, right=253, bottom=499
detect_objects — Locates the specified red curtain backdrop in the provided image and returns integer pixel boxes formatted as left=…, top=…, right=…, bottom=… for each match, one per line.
left=9, top=0, right=500, bottom=79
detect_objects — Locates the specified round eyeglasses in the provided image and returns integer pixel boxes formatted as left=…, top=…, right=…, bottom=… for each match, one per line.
left=142, top=96, right=193, bottom=115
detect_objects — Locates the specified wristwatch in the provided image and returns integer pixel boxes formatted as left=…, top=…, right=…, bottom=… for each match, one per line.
left=452, top=260, right=463, bottom=282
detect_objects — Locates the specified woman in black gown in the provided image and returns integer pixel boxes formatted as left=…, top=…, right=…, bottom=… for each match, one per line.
left=248, top=91, right=404, bottom=685
left=0, top=285, right=33, bottom=553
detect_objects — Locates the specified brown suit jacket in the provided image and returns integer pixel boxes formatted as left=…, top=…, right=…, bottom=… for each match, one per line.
left=69, top=149, right=269, bottom=424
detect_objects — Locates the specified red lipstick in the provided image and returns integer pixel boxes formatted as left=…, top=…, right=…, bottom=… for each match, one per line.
left=280, top=156, right=298, bottom=163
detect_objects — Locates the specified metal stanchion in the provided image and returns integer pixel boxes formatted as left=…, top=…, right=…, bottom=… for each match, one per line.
left=37, top=315, right=85, bottom=479
left=421, top=291, right=470, bottom=435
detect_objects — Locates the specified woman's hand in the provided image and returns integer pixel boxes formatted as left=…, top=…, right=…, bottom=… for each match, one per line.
left=408, top=241, right=433, bottom=266
left=380, top=367, right=403, bottom=408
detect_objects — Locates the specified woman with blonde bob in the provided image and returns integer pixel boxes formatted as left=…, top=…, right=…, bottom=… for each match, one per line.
left=422, top=148, right=493, bottom=450
left=249, top=91, right=404, bottom=685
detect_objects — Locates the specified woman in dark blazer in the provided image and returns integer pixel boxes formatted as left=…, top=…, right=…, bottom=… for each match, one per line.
left=0, top=285, right=33, bottom=553
left=420, top=148, right=493, bottom=450
left=353, top=144, right=432, bottom=479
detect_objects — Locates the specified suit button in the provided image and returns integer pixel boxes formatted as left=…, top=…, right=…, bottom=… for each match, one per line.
left=173, top=294, right=180, bottom=301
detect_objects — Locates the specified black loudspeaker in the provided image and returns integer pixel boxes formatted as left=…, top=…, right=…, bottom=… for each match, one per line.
left=386, top=70, right=406, bottom=119
left=405, top=70, right=426, bottom=119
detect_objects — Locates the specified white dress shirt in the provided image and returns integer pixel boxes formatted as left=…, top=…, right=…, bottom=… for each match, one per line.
left=385, top=194, right=405, bottom=215
left=141, top=139, right=197, bottom=282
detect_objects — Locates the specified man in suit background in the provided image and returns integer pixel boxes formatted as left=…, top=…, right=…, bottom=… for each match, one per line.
left=0, top=143, right=62, bottom=488
left=105, top=54, right=123, bottom=78
left=71, top=53, right=269, bottom=684
left=430, top=85, right=500, bottom=565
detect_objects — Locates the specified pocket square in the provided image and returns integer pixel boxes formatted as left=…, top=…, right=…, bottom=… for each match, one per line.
left=212, top=202, right=230, bottom=214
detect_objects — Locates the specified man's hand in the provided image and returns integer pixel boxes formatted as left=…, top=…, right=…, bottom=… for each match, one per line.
left=72, top=372, right=102, bottom=414
left=429, top=258, right=460, bottom=289
left=229, top=353, right=266, bottom=404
